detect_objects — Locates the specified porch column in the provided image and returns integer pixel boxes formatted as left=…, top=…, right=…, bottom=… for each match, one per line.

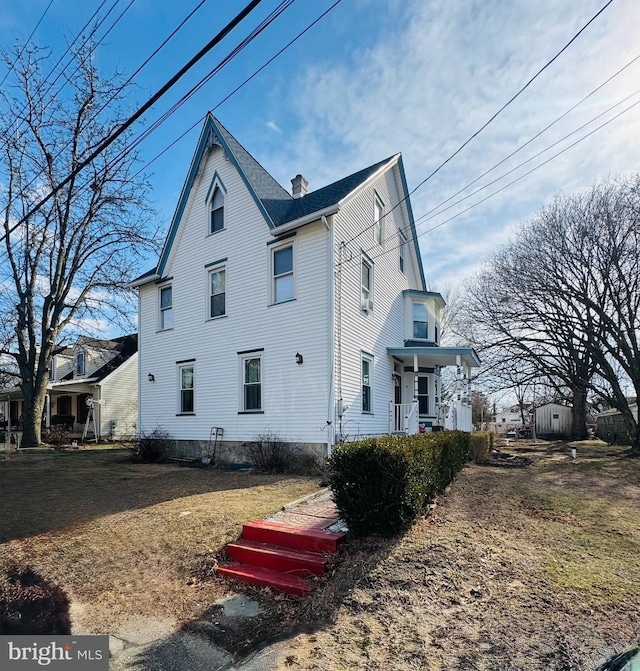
left=413, top=354, right=419, bottom=403
left=456, top=355, right=462, bottom=401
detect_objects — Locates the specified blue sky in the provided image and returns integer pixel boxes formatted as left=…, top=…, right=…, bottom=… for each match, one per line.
left=1, top=0, right=639, bottom=291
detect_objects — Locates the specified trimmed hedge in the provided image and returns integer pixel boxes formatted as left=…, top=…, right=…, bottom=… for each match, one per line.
left=469, top=431, right=495, bottom=463
left=0, top=564, right=71, bottom=635
left=328, top=431, right=470, bottom=536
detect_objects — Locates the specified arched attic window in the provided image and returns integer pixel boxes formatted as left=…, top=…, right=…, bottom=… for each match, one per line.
left=210, top=187, right=224, bottom=234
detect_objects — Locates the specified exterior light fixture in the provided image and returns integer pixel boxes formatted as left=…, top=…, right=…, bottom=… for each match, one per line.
left=295, top=353, right=303, bottom=365
left=148, top=373, right=155, bottom=382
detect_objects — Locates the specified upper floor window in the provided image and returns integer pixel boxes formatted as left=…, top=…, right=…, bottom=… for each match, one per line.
left=210, top=187, right=224, bottom=234
left=209, top=267, right=226, bottom=318
left=159, top=285, right=173, bottom=330
left=76, top=351, right=85, bottom=376
left=413, top=302, right=428, bottom=339
left=373, top=193, right=384, bottom=245
left=179, top=364, right=194, bottom=414
left=361, top=257, right=373, bottom=313
left=399, top=228, right=407, bottom=273
left=272, top=244, right=294, bottom=303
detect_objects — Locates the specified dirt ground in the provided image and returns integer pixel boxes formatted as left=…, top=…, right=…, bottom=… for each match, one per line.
left=1, top=441, right=638, bottom=670
left=200, top=440, right=640, bottom=671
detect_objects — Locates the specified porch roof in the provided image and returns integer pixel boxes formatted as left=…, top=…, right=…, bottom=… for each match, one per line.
left=387, top=346, right=481, bottom=368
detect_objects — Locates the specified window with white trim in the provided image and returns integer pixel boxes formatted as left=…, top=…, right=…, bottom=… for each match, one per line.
left=413, top=302, right=428, bottom=340
left=178, top=364, right=194, bottom=414
left=208, top=266, right=226, bottom=318
left=373, top=193, right=384, bottom=245
left=362, top=355, right=373, bottom=413
left=242, top=356, right=262, bottom=411
left=272, top=244, right=294, bottom=303
left=361, top=257, right=373, bottom=313
left=399, top=228, right=407, bottom=273
left=210, top=187, right=224, bottom=234
left=159, top=285, right=173, bottom=330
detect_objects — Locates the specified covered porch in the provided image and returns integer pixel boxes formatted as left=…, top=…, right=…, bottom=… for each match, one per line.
left=386, top=347, right=481, bottom=434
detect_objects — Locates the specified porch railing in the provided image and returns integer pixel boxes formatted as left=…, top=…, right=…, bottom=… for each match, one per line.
left=389, top=401, right=419, bottom=435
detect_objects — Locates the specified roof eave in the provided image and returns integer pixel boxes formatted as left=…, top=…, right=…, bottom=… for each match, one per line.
left=337, top=154, right=400, bottom=208
left=270, top=203, right=340, bottom=236
left=127, top=273, right=160, bottom=289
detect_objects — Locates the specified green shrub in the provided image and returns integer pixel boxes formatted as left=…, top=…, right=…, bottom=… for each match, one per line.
left=469, top=431, right=494, bottom=463
left=329, top=431, right=470, bottom=537
left=44, top=425, right=69, bottom=448
left=0, top=563, right=71, bottom=634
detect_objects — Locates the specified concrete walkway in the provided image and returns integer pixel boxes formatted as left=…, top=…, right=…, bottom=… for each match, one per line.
left=106, top=489, right=342, bottom=671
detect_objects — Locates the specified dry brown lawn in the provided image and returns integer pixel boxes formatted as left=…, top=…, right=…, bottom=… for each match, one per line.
left=0, top=447, right=318, bottom=634
left=205, top=439, right=639, bottom=671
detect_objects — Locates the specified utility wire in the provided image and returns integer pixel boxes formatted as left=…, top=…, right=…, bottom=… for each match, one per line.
left=7, top=0, right=265, bottom=236
left=341, top=0, right=615, bottom=248
left=41, top=0, right=298, bottom=220
left=413, top=51, right=640, bottom=227
left=0, top=0, right=55, bottom=86
left=366, top=98, right=640, bottom=264
left=13, top=0, right=211, bottom=210
left=123, top=0, right=344, bottom=185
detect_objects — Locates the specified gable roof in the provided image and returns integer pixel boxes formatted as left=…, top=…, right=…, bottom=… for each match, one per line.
left=131, top=115, right=426, bottom=288
left=59, top=334, right=138, bottom=383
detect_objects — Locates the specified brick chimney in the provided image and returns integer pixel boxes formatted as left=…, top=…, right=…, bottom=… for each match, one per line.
left=291, top=174, right=308, bottom=199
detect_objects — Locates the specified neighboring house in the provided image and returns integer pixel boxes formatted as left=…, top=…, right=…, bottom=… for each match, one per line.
left=0, top=334, right=138, bottom=440
left=535, top=403, right=572, bottom=438
left=491, top=406, right=529, bottom=435
left=596, top=403, right=638, bottom=444
left=129, top=115, right=480, bottom=462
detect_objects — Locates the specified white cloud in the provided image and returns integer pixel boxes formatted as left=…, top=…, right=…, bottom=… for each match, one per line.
left=261, top=0, right=640, bottom=289
left=266, top=120, right=281, bottom=133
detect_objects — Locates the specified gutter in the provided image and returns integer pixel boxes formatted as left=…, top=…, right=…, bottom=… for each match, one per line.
left=127, top=273, right=160, bottom=289
left=270, top=204, right=340, bottom=236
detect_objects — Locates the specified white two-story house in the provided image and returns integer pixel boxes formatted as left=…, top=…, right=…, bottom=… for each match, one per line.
left=129, top=115, right=479, bottom=462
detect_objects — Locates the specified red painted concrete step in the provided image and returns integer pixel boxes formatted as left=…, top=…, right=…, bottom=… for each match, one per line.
left=242, top=519, right=345, bottom=554
left=217, top=563, right=312, bottom=596
left=226, top=538, right=327, bottom=576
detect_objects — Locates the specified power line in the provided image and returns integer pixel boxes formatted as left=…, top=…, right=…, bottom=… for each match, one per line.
left=12, top=0, right=211, bottom=212
left=7, top=0, right=266, bottom=236
left=0, top=0, right=55, bottom=87
left=413, top=52, right=640, bottom=228
left=367, top=98, right=640, bottom=265
left=341, top=0, right=615, bottom=248
left=124, top=0, right=343, bottom=184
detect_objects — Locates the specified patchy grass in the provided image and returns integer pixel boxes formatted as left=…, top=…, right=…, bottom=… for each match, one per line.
left=0, top=448, right=318, bottom=634
left=208, top=440, right=638, bottom=671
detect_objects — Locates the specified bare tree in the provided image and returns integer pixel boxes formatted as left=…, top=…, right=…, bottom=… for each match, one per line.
left=460, top=175, right=640, bottom=454
left=0, top=42, right=158, bottom=447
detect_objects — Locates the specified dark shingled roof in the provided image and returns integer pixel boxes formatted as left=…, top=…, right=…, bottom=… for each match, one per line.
left=60, top=335, right=137, bottom=382
left=213, top=117, right=395, bottom=227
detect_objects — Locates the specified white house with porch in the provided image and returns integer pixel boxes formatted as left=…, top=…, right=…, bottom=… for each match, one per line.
left=129, top=115, right=480, bottom=462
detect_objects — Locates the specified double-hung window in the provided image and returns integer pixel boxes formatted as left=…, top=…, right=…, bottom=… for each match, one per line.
left=179, top=364, right=194, bottom=414
left=160, top=285, right=173, bottom=330
left=272, top=244, right=294, bottom=303
left=417, top=376, right=429, bottom=415
left=243, top=357, right=262, bottom=411
left=362, top=355, right=373, bottom=413
left=413, top=302, right=428, bottom=340
left=361, top=257, right=373, bottom=313
left=208, top=267, right=226, bottom=318
left=210, top=187, right=224, bottom=234
left=373, top=193, right=384, bottom=245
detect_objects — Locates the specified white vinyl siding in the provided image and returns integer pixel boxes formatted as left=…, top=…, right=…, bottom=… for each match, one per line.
left=137, top=140, right=329, bottom=444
